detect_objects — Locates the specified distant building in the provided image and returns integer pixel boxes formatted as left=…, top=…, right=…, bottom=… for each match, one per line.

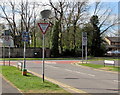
left=104, top=37, right=120, bottom=51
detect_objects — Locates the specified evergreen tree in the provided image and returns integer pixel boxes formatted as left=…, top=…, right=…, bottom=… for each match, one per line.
left=51, top=21, right=60, bottom=57
left=90, top=15, right=103, bottom=56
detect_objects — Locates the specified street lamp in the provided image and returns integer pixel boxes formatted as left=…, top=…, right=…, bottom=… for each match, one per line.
left=41, top=10, right=51, bottom=20
left=40, top=9, right=51, bottom=82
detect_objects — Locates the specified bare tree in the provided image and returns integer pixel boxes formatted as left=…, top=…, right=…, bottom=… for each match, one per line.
left=0, top=0, right=41, bottom=47
left=92, top=2, right=118, bottom=35
left=0, top=1, right=18, bottom=46
left=49, top=0, right=66, bottom=54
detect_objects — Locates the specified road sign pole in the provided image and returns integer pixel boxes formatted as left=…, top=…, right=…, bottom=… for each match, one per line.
left=24, top=41, right=26, bottom=69
left=42, top=34, right=45, bottom=82
left=82, top=32, right=84, bottom=64
left=22, top=41, right=27, bottom=76
left=85, top=42, right=87, bottom=64
left=38, top=23, right=50, bottom=82
left=82, top=32, right=87, bottom=64
left=82, top=41, right=83, bottom=64
left=3, top=44, right=5, bottom=66
left=22, top=31, right=29, bottom=75
left=39, top=9, right=51, bottom=83
left=9, top=45, right=10, bottom=66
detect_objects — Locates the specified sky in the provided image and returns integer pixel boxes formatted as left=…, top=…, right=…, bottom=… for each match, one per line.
left=0, top=0, right=119, bottom=36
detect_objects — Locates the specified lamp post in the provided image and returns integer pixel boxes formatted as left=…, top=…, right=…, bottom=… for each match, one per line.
left=40, top=9, right=51, bottom=82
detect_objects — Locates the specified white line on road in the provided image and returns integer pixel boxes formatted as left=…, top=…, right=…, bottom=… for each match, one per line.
left=45, top=61, right=56, bottom=64
left=47, top=65, right=95, bottom=77
left=87, top=74, right=95, bottom=77
left=113, top=80, right=119, bottom=83
left=65, top=69, right=95, bottom=77
left=46, top=65, right=58, bottom=69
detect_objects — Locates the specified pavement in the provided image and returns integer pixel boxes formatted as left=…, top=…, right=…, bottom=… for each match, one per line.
left=0, top=75, right=22, bottom=95
left=88, top=60, right=119, bottom=66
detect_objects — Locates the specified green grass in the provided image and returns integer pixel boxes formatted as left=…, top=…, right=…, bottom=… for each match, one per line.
left=79, top=63, right=120, bottom=72
left=0, top=57, right=81, bottom=61
left=1, top=66, right=69, bottom=93
left=0, top=57, right=119, bottom=61
left=87, top=57, right=119, bottom=61
left=80, top=63, right=104, bottom=68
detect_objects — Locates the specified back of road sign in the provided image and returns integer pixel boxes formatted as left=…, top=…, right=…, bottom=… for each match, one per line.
left=22, top=32, right=29, bottom=42
left=38, top=23, right=49, bottom=34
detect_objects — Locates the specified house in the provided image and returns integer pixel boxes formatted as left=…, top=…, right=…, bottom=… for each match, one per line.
left=104, top=37, right=120, bottom=51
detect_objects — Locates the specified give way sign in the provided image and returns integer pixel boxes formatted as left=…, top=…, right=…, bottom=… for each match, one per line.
left=38, top=23, right=50, bottom=34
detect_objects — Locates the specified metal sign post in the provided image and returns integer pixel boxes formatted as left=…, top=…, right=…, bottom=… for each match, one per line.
left=9, top=45, right=10, bottom=66
left=38, top=23, right=49, bottom=82
left=3, top=44, right=5, bottom=66
left=39, top=9, right=51, bottom=82
left=42, top=34, right=45, bottom=82
left=82, top=32, right=87, bottom=64
left=22, top=32, right=29, bottom=76
left=23, top=41, right=26, bottom=69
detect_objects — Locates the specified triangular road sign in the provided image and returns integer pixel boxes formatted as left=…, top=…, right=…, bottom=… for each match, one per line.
left=38, top=23, right=50, bottom=34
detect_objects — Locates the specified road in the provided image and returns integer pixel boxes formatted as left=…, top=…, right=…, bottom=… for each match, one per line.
left=26, top=60, right=118, bottom=94
left=0, top=60, right=119, bottom=94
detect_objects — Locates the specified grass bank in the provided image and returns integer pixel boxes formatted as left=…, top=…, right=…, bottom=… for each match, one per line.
left=79, top=63, right=120, bottom=72
left=1, top=66, right=69, bottom=93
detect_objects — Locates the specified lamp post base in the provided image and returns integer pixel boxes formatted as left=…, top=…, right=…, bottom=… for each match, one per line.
left=22, top=68, right=27, bottom=76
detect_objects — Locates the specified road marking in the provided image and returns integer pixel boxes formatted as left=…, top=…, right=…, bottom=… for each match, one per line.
left=65, top=69, right=95, bottom=77
left=87, top=74, right=95, bottom=77
left=27, top=70, right=89, bottom=94
left=65, top=69, right=73, bottom=72
left=46, top=65, right=58, bottom=69
left=45, top=61, right=56, bottom=64
left=114, top=80, right=119, bottom=83
left=47, top=65, right=95, bottom=77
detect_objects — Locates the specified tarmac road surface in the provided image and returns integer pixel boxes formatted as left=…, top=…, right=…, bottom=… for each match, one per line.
left=25, top=60, right=119, bottom=94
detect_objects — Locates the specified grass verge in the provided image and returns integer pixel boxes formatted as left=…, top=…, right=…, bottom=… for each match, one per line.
left=0, top=58, right=81, bottom=61
left=79, top=63, right=120, bottom=72
left=0, top=57, right=119, bottom=61
left=87, top=57, right=119, bottom=61
left=1, top=66, right=69, bottom=93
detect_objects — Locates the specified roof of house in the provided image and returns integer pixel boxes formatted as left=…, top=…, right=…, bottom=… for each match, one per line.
left=106, top=37, right=120, bottom=43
